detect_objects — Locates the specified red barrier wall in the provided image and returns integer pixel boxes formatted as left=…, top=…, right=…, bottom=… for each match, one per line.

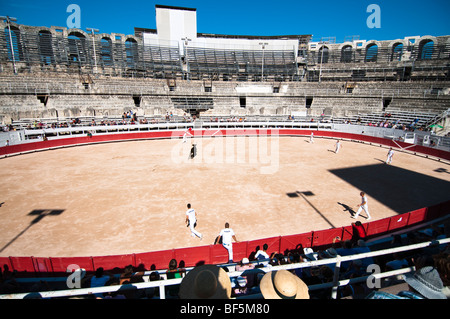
left=0, top=130, right=449, bottom=276
left=2, top=128, right=450, bottom=161
left=0, top=203, right=447, bottom=276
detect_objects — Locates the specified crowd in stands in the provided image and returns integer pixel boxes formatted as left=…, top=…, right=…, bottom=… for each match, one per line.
left=0, top=219, right=448, bottom=299
left=0, top=109, right=442, bottom=135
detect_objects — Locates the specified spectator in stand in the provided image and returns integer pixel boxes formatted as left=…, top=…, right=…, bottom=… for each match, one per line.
left=343, top=259, right=365, bottom=279
left=342, top=271, right=374, bottom=299
left=351, top=221, right=367, bottom=243
left=260, top=269, right=309, bottom=299
left=353, top=240, right=374, bottom=270
left=385, top=252, right=410, bottom=271
left=166, top=258, right=185, bottom=298
left=179, top=264, right=232, bottom=299
left=318, top=247, right=338, bottom=271
left=146, top=271, right=162, bottom=299
left=433, top=253, right=450, bottom=299
left=0, top=265, right=22, bottom=294
left=254, top=244, right=275, bottom=265
left=367, top=266, right=446, bottom=299
left=232, top=276, right=249, bottom=297
left=119, top=264, right=145, bottom=285
left=122, top=272, right=146, bottom=299
left=336, top=240, right=357, bottom=272
left=239, top=257, right=265, bottom=291
left=235, top=258, right=254, bottom=272
left=103, top=279, right=126, bottom=299
left=89, top=267, right=112, bottom=298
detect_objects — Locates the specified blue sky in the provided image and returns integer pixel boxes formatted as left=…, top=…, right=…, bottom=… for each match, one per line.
left=1, top=0, right=449, bottom=42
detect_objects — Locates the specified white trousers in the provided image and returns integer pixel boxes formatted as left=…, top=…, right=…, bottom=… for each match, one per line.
left=386, top=155, right=393, bottom=164
left=189, top=221, right=202, bottom=238
left=354, top=205, right=371, bottom=219
left=223, top=243, right=233, bottom=262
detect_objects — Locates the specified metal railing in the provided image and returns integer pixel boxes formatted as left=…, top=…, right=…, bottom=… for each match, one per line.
left=4, top=119, right=448, bottom=152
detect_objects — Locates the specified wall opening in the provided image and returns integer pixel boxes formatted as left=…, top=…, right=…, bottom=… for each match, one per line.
left=133, top=95, right=141, bottom=107
left=37, top=94, right=49, bottom=106
left=419, top=39, right=434, bottom=60
left=382, top=98, right=392, bottom=111
left=365, top=43, right=378, bottom=62
left=240, top=97, right=246, bottom=108
left=391, top=43, right=403, bottom=61
left=341, top=45, right=353, bottom=63
left=306, top=97, right=313, bottom=108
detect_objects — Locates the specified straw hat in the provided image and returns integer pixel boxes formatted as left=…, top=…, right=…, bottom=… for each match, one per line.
left=260, top=270, right=309, bottom=299
left=179, top=264, right=231, bottom=299
left=403, top=266, right=446, bottom=299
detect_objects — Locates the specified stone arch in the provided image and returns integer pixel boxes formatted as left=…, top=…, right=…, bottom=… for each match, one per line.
left=339, top=43, right=354, bottom=63
left=38, top=29, right=54, bottom=64
left=100, top=36, right=113, bottom=66
left=125, top=37, right=139, bottom=67
left=417, top=36, right=438, bottom=60
left=67, top=30, right=87, bottom=63
left=4, top=25, right=23, bottom=62
left=364, top=41, right=379, bottom=62
left=318, top=45, right=329, bottom=64
left=387, top=39, right=407, bottom=62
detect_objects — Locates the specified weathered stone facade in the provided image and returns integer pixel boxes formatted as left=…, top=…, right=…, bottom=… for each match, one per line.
left=0, top=19, right=449, bottom=123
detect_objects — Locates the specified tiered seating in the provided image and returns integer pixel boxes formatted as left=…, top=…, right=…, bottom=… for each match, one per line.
left=332, top=110, right=441, bottom=129
left=186, top=47, right=296, bottom=80
left=141, top=44, right=182, bottom=76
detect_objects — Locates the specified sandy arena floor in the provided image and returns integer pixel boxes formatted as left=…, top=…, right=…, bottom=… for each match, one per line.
left=0, top=135, right=449, bottom=257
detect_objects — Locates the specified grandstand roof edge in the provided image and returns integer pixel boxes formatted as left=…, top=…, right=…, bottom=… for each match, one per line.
left=196, top=33, right=312, bottom=41
left=154, top=4, right=196, bottom=12
left=135, top=26, right=312, bottom=42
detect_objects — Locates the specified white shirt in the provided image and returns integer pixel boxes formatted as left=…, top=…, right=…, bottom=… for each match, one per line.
left=361, top=195, right=368, bottom=207
left=186, top=208, right=196, bottom=222
left=219, top=228, right=235, bottom=245
left=255, top=250, right=269, bottom=260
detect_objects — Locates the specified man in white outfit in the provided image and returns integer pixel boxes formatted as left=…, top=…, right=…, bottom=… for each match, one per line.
left=216, top=222, right=238, bottom=263
left=335, top=140, right=341, bottom=154
left=386, top=147, right=394, bottom=164
left=353, top=191, right=371, bottom=220
left=185, top=203, right=202, bottom=240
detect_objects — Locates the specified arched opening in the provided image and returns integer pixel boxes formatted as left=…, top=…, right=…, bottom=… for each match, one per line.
left=125, top=38, right=138, bottom=68
left=318, top=46, right=329, bottom=64
left=340, top=45, right=352, bottom=63
left=100, top=37, right=113, bottom=66
left=365, top=43, right=378, bottom=62
left=67, top=32, right=87, bottom=63
left=4, top=26, right=22, bottom=62
left=391, top=42, right=403, bottom=61
left=38, top=30, right=54, bottom=65
left=419, top=39, right=434, bottom=60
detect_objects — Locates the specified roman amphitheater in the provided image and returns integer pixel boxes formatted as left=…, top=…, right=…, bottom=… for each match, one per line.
left=0, top=5, right=449, bottom=301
